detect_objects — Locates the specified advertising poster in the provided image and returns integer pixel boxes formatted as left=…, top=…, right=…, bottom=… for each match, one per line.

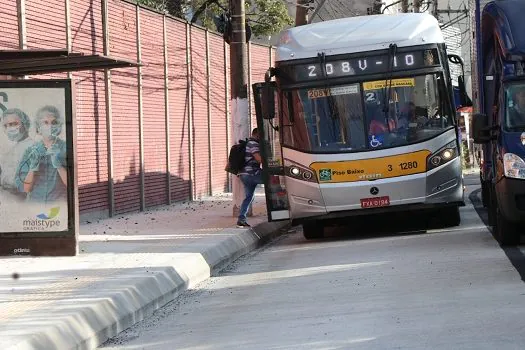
left=0, top=84, right=72, bottom=234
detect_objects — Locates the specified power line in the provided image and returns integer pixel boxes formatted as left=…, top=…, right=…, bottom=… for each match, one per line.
left=443, top=27, right=469, bottom=41
left=308, top=0, right=327, bottom=23
left=440, top=12, right=468, bottom=30
left=282, top=0, right=312, bottom=8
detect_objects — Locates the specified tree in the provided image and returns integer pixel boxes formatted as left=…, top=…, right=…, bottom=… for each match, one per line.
left=136, top=0, right=187, bottom=18
left=243, top=0, right=294, bottom=37
left=137, top=0, right=293, bottom=38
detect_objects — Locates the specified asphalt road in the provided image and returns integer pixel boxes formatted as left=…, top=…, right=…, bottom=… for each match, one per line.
left=102, top=175, right=525, bottom=350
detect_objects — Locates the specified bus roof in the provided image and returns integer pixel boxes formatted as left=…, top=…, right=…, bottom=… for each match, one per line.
left=275, top=13, right=444, bottom=62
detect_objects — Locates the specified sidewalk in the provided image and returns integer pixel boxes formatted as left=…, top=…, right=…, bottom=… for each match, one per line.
left=0, top=191, right=289, bottom=350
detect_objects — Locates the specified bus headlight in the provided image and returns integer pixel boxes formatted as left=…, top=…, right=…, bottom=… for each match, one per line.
left=427, top=141, right=458, bottom=171
left=442, top=149, right=454, bottom=160
left=285, top=162, right=317, bottom=183
left=503, top=153, right=525, bottom=179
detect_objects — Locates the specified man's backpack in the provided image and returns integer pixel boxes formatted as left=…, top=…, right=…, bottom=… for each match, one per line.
left=225, top=139, right=248, bottom=175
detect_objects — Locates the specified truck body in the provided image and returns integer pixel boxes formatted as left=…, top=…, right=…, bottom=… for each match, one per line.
left=470, top=0, right=525, bottom=245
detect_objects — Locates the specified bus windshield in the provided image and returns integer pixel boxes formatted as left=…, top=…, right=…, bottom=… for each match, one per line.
left=283, top=73, right=454, bottom=152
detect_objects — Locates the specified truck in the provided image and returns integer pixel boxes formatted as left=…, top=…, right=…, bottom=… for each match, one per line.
left=470, top=0, right=525, bottom=245
left=252, top=12, right=468, bottom=239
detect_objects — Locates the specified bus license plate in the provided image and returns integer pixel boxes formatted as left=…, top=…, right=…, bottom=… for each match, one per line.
left=360, top=196, right=390, bottom=208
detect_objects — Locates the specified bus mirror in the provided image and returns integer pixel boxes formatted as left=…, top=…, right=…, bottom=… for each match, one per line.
left=448, top=54, right=473, bottom=107
left=261, top=83, right=276, bottom=119
left=472, top=113, right=490, bottom=144
left=448, top=54, right=463, bottom=66
left=458, top=75, right=472, bottom=107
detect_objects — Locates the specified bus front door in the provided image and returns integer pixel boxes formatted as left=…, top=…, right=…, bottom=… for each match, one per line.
left=253, top=82, right=290, bottom=222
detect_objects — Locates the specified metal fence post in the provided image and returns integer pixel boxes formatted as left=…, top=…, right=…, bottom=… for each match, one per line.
left=136, top=4, right=145, bottom=211
left=163, top=15, right=172, bottom=205
left=269, top=45, right=273, bottom=68
left=206, top=30, right=213, bottom=195
left=65, top=0, right=72, bottom=79
left=186, top=23, right=195, bottom=201
left=17, top=0, right=26, bottom=49
left=247, top=41, right=252, bottom=131
left=224, top=39, right=231, bottom=193
left=102, top=0, right=115, bottom=217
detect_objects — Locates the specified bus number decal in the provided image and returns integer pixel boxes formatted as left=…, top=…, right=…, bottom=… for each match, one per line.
left=308, top=88, right=330, bottom=99
left=341, top=61, right=352, bottom=73
left=399, top=161, right=418, bottom=170
left=405, top=54, right=415, bottom=66
left=358, top=59, right=367, bottom=71
left=310, top=150, right=431, bottom=183
left=325, top=63, right=334, bottom=75
left=387, top=161, right=419, bottom=171
left=365, top=92, right=376, bottom=102
left=308, top=65, right=317, bottom=77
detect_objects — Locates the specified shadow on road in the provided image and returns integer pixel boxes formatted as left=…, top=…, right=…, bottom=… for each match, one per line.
left=318, top=211, right=437, bottom=242
left=469, top=188, right=525, bottom=283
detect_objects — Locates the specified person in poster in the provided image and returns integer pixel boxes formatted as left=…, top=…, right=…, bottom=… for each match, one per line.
left=0, top=108, right=34, bottom=199
left=16, top=105, right=67, bottom=203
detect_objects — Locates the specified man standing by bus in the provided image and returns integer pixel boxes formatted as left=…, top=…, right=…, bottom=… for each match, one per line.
left=237, top=128, right=263, bottom=228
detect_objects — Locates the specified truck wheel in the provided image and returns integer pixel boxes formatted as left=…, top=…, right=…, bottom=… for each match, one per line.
left=495, top=206, right=521, bottom=246
left=488, top=187, right=496, bottom=226
left=481, top=180, right=489, bottom=208
left=303, top=222, right=324, bottom=240
left=441, top=206, right=461, bottom=227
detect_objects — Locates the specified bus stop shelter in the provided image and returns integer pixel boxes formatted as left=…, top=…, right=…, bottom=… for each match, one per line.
left=0, top=49, right=138, bottom=257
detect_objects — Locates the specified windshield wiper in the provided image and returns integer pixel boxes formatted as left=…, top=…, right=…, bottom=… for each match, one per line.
left=317, top=52, right=339, bottom=121
left=382, top=43, right=398, bottom=132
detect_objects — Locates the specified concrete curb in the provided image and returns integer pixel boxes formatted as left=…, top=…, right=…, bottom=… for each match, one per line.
left=6, top=221, right=289, bottom=350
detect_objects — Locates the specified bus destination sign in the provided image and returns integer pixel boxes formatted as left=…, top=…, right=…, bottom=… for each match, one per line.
left=281, top=48, right=439, bottom=83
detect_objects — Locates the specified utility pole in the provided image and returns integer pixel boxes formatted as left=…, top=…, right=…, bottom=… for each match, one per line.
left=229, top=0, right=250, bottom=218
left=296, top=0, right=309, bottom=26
left=401, top=0, right=409, bottom=13
left=413, top=0, right=421, bottom=12
left=308, top=0, right=326, bottom=23
left=372, top=0, right=382, bottom=14
left=432, top=0, right=439, bottom=18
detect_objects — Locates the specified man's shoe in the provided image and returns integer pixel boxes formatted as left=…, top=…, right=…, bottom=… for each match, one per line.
left=236, top=221, right=251, bottom=228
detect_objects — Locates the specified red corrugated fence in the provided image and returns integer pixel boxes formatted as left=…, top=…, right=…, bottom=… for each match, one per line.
left=0, top=0, right=274, bottom=218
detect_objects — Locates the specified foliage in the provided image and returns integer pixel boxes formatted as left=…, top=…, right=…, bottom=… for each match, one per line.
left=245, top=0, right=294, bottom=37
left=461, top=140, right=473, bottom=170
left=136, top=0, right=187, bottom=18
left=136, top=0, right=293, bottom=38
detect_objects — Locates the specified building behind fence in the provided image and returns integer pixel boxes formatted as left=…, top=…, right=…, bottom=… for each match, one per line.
left=0, top=0, right=275, bottom=217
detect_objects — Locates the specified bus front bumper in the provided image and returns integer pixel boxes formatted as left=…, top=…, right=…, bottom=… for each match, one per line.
left=289, top=156, right=464, bottom=226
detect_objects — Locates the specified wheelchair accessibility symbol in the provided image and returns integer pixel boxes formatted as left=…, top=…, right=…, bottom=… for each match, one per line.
left=369, top=135, right=383, bottom=148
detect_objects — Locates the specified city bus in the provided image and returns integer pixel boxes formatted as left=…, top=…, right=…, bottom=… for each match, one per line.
left=253, top=13, right=467, bottom=239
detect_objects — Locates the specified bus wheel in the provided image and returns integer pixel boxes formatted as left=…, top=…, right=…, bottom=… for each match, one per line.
left=303, top=222, right=324, bottom=240
left=495, top=206, right=521, bottom=246
left=441, top=206, right=461, bottom=227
